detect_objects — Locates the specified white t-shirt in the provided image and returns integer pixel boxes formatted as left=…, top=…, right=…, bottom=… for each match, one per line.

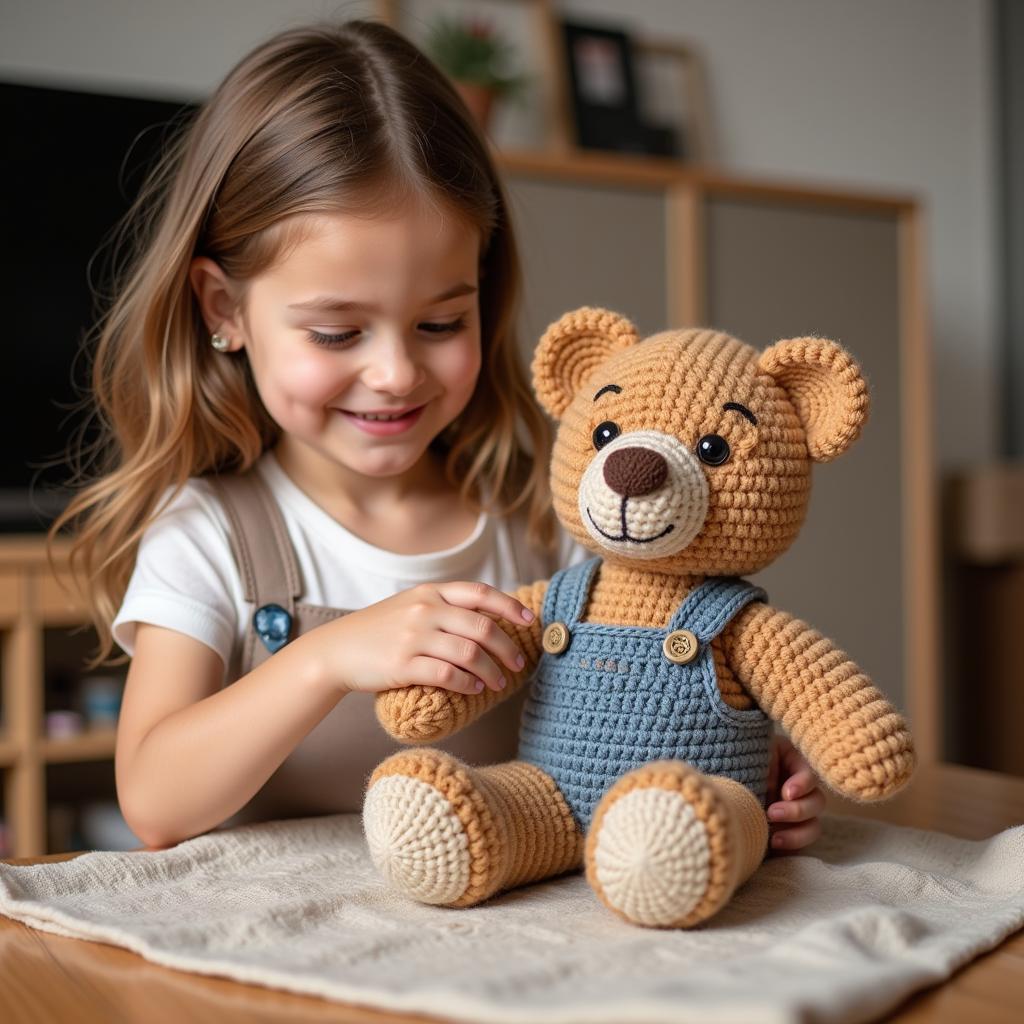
left=113, top=449, right=590, bottom=822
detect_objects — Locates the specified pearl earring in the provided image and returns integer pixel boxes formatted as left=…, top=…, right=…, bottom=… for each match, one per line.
left=211, top=333, right=231, bottom=352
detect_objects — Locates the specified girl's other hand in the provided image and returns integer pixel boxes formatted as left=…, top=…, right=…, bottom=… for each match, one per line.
left=309, top=581, right=534, bottom=697
left=765, top=734, right=826, bottom=854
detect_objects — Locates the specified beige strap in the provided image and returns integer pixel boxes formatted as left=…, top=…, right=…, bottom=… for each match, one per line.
left=210, top=469, right=350, bottom=679
left=210, top=470, right=303, bottom=614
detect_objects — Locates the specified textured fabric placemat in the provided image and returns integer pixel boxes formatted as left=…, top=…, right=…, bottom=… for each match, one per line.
left=2, top=813, right=1022, bottom=1024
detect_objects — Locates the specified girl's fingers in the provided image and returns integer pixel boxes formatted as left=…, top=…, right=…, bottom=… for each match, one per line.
left=435, top=581, right=534, bottom=626
left=418, top=633, right=508, bottom=692
left=769, top=817, right=822, bottom=853
left=767, top=787, right=826, bottom=824
left=406, top=656, right=486, bottom=695
left=440, top=607, right=527, bottom=675
left=780, top=766, right=818, bottom=802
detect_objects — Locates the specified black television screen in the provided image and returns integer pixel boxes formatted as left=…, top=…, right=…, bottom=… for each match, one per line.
left=1, top=81, right=196, bottom=532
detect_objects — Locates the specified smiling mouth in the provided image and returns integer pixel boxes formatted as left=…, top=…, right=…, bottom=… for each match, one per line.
left=343, top=405, right=423, bottom=421
left=586, top=502, right=675, bottom=544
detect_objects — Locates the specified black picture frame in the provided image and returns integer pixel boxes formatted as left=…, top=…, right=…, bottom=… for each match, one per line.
left=561, top=20, right=651, bottom=154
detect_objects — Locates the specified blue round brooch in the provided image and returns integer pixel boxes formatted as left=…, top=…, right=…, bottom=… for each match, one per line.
left=253, top=603, right=293, bottom=654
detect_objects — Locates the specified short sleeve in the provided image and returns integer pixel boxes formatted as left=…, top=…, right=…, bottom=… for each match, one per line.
left=111, top=480, right=241, bottom=670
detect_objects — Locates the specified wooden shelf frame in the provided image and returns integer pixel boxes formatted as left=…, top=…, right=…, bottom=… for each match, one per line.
left=0, top=537, right=117, bottom=858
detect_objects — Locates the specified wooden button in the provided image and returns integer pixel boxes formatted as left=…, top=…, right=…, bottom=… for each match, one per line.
left=542, top=621, right=570, bottom=654
left=663, top=629, right=699, bottom=665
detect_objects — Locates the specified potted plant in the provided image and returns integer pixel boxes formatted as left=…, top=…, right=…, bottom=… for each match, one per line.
left=425, top=15, right=527, bottom=131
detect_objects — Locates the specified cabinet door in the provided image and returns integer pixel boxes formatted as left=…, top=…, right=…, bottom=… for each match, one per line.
left=506, top=176, right=668, bottom=360
left=703, top=197, right=906, bottom=708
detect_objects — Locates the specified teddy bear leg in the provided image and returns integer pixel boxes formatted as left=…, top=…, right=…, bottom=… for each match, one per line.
left=585, top=760, right=768, bottom=928
left=364, top=748, right=583, bottom=908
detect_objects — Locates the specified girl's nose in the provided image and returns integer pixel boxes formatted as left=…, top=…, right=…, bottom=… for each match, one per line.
left=362, top=334, right=423, bottom=395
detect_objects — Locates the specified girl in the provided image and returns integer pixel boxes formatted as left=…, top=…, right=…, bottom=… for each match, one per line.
left=49, top=19, right=823, bottom=854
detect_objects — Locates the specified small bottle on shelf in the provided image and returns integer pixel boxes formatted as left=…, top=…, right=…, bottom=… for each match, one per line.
left=78, top=675, right=124, bottom=730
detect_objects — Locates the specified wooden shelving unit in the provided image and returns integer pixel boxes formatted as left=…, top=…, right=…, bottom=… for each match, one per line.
left=0, top=536, right=121, bottom=858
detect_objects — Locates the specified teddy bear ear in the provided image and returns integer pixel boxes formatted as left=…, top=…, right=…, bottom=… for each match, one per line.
left=531, top=308, right=640, bottom=419
left=758, top=337, right=870, bottom=462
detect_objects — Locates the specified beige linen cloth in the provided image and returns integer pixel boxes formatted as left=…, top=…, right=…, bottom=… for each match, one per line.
left=2, top=813, right=1022, bottom=1024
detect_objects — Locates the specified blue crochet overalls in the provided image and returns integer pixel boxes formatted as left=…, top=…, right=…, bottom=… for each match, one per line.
left=517, top=557, right=773, bottom=830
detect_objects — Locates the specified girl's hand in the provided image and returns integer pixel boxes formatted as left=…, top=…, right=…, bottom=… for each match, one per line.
left=764, top=734, right=826, bottom=854
left=310, top=581, right=534, bottom=697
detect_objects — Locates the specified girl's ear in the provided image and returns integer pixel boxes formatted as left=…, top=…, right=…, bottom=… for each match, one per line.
left=189, top=257, right=246, bottom=349
left=758, top=336, right=869, bottom=462
left=531, top=308, right=640, bottom=420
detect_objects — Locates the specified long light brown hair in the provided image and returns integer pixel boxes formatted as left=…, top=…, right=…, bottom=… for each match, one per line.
left=48, top=19, right=555, bottom=669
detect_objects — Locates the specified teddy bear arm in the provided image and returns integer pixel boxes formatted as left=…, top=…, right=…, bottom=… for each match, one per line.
left=374, top=580, right=547, bottom=742
left=721, top=602, right=916, bottom=802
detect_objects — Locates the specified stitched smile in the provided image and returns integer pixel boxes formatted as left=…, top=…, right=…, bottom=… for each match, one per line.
left=586, top=502, right=675, bottom=544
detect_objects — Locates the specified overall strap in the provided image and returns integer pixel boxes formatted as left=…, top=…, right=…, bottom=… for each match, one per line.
left=208, top=470, right=303, bottom=616
left=666, top=577, right=767, bottom=643
left=541, top=556, right=601, bottom=626
left=209, top=469, right=308, bottom=677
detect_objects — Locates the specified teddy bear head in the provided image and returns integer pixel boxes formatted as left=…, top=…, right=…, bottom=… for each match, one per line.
left=531, top=308, right=869, bottom=577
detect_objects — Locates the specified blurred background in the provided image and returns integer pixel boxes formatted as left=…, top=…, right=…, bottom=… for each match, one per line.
left=0, top=0, right=1020, bottom=857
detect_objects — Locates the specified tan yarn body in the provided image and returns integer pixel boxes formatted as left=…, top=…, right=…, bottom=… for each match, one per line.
left=368, top=307, right=915, bottom=928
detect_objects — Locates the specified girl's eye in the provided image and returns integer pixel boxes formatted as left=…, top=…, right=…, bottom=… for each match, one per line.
left=307, top=329, right=360, bottom=348
left=697, top=434, right=731, bottom=466
left=593, top=420, right=621, bottom=450
left=418, top=317, right=466, bottom=335
left=306, top=318, right=466, bottom=348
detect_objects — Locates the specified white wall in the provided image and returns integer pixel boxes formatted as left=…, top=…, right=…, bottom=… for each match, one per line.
left=1, top=0, right=997, bottom=471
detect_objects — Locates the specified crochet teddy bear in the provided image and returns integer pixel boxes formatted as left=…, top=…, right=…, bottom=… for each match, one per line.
left=362, top=307, right=915, bottom=929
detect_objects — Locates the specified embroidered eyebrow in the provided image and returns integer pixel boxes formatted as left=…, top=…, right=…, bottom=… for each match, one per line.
left=724, top=402, right=758, bottom=426
left=593, top=384, right=622, bottom=401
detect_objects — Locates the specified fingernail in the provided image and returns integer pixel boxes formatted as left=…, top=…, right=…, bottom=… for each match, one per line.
left=521, top=608, right=535, bottom=622
left=772, top=834, right=786, bottom=848
left=473, top=680, right=484, bottom=692
left=498, top=676, right=507, bottom=689
left=767, top=806, right=785, bottom=821
left=515, top=654, right=525, bottom=669
left=783, top=785, right=796, bottom=801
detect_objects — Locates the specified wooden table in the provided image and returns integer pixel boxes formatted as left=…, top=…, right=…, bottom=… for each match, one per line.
left=1, top=851, right=1021, bottom=1023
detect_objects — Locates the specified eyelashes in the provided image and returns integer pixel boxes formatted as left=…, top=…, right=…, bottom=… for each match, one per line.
left=419, top=316, right=467, bottom=336
left=307, top=317, right=468, bottom=349
left=307, top=329, right=359, bottom=347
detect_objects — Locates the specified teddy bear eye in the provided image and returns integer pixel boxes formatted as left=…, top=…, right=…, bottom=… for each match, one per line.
left=592, top=421, right=621, bottom=450
left=697, top=434, right=731, bottom=466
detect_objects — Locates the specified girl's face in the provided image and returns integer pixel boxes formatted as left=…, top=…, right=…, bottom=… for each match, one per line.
left=216, top=199, right=483, bottom=485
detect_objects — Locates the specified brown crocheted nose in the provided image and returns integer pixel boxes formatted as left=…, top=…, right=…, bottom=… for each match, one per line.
left=602, top=446, right=668, bottom=497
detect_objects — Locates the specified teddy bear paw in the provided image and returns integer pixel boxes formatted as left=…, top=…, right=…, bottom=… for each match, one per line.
left=364, top=774, right=471, bottom=904
left=585, top=761, right=764, bottom=928
left=363, top=748, right=503, bottom=907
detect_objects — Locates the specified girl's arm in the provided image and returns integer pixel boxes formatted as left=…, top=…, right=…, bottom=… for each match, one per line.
left=117, top=582, right=532, bottom=847
left=374, top=580, right=547, bottom=742
left=116, top=623, right=346, bottom=848
left=721, top=602, right=915, bottom=802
